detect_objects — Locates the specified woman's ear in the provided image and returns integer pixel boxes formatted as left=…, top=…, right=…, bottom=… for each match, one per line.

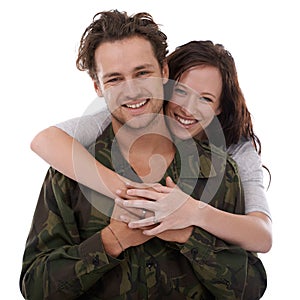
left=94, top=81, right=103, bottom=97
left=215, top=106, right=222, bottom=116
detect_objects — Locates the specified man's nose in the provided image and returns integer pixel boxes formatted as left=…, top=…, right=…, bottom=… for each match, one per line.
left=122, top=79, right=141, bottom=99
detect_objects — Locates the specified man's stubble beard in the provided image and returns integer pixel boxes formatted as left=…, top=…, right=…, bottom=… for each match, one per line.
left=111, top=105, right=165, bottom=133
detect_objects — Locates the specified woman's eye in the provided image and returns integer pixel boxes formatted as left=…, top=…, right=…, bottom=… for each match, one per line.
left=174, top=87, right=187, bottom=96
left=199, top=96, right=212, bottom=103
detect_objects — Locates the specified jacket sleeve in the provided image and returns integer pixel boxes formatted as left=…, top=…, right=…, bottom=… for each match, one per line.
left=178, top=227, right=266, bottom=299
left=20, top=168, right=121, bottom=300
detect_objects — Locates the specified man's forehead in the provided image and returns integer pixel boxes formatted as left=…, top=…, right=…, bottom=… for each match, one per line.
left=94, top=37, right=159, bottom=75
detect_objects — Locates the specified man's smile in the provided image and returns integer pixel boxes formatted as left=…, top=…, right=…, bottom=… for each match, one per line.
left=122, top=99, right=149, bottom=109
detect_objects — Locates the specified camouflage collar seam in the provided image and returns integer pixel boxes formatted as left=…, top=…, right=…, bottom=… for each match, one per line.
left=173, top=151, right=217, bottom=180
left=95, top=124, right=217, bottom=180
left=173, top=138, right=219, bottom=179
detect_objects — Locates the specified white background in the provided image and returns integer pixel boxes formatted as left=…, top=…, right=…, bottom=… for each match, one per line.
left=1, top=0, right=299, bottom=299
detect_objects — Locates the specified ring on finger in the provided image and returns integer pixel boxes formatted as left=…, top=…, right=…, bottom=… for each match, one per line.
left=141, top=209, right=146, bottom=219
left=153, top=216, right=159, bottom=224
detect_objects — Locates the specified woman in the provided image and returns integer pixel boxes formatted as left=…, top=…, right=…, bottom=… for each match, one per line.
left=31, top=40, right=272, bottom=253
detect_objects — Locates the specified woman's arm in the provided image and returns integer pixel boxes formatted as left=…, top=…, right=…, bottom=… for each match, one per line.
left=190, top=199, right=272, bottom=253
left=31, top=126, right=128, bottom=198
left=229, top=139, right=272, bottom=218
left=115, top=176, right=272, bottom=253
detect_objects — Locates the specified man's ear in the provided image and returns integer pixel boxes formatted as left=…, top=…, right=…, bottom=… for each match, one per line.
left=162, top=61, right=169, bottom=85
left=94, top=81, right=103, bottom=97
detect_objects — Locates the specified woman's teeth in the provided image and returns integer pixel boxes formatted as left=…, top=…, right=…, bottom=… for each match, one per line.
left=176, top=115, right=196, bottom=125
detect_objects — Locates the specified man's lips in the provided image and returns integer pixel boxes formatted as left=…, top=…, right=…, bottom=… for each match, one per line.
left=122, top=99, right=149, bottom=109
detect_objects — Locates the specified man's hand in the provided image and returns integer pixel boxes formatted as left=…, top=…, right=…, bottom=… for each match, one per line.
left=111, top=218, right=153, bottom=248
left=157, top=227, right=194, bottom=244
left=102, top=202, right=154, bottom=257
left=101, top=220, right=152, bottom=257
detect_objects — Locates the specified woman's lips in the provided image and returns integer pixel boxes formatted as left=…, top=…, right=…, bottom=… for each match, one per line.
left=175, top=113, right=198, bottom=127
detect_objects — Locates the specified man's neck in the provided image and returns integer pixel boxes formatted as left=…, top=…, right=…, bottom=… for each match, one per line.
left=111, top=115, right=175, bottom=182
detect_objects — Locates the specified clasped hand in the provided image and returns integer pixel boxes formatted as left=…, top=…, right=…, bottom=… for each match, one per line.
left=114, top=176, right=195, bottom=238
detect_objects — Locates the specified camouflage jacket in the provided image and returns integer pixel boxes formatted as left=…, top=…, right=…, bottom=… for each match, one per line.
left=20, top=124, right=266, bottom=299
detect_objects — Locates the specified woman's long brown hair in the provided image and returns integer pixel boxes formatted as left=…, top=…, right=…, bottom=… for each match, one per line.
left=166, top=40, right=271, bottom=186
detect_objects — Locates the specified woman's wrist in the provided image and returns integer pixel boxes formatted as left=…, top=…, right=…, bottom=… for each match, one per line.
left=190, top=198, right=209, bottom=228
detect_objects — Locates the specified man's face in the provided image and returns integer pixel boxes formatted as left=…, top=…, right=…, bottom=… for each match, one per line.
left=94, top=36, right=169, bottom=131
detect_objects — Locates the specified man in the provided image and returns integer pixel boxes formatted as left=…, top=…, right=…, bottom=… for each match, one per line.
left=20, top=10, right=266, bottom=299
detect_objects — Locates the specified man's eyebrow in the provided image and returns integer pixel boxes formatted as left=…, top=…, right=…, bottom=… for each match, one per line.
left=102, top=64, right=156, bottom=80
left=134, top=64, right=156, bottom=71
left=103, top=72, right=121, bottom=80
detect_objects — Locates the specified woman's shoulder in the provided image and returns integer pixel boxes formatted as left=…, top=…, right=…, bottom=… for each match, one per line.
left=227, top=137, right=257, bottom=157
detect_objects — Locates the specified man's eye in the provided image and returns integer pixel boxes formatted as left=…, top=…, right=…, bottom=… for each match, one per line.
left=107, top=77, right=121, bottom=84
left=174, top=88, right=187, bottom=96
left=137, top=70, right=150, bottom=77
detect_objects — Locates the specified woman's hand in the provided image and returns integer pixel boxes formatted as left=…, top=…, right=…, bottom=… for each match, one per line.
left=112, top=195, right=154, bottom=221
left=115, top=180, right=162, bottom=199
left=115, top=176, right=202, bottom=236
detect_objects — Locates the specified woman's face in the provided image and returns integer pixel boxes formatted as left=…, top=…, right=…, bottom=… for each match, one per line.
left=165, top=65, right=222, bottom=140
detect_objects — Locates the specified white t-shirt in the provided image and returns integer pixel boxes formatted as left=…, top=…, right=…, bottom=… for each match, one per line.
left=56, top=110, right=271, bottom=219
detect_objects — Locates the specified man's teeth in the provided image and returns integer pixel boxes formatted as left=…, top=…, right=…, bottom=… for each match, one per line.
left=125, top=100, right=147, bottom=109
left=176, top=116, right=196, bottom=125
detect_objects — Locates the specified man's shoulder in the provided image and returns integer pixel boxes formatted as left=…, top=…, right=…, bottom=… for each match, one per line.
left=197, top=142, right=244, bottom=214
left=198, top=141, right=239, bottom=175
left=46, top=167, right=81, bottom=199
left=91, top=123, right=115, bottom=168
left=92, top=122, right=113, bottom=150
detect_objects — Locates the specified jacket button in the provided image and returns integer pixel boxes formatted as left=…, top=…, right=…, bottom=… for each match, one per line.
left=92, top=255, right=100, bottom=267
left=146, top=259, right=155, bottom=269
left=191, top=248, right=198, bottom=259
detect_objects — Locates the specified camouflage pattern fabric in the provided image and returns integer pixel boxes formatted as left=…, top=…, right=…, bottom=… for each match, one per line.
left=20, top=124, right=266, bottom=299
